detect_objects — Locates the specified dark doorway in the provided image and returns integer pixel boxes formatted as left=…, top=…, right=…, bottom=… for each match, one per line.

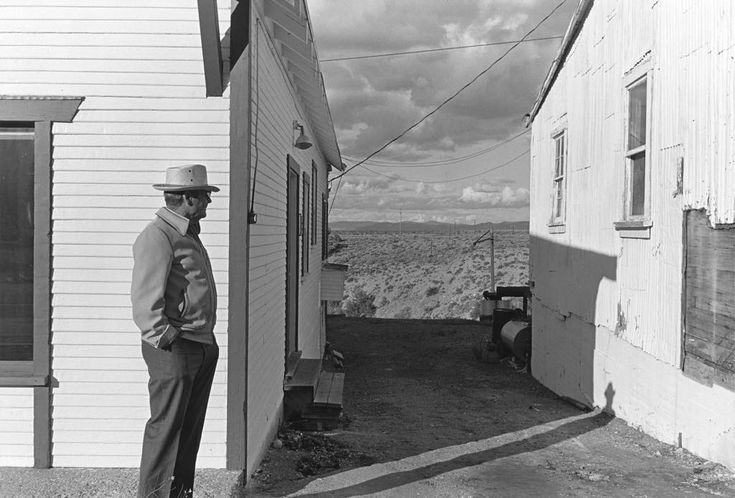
left=286, top=156, right=300, bottom=364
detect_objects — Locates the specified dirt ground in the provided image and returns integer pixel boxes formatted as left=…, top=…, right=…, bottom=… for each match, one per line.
left=245, top=316, right=735, bottom=497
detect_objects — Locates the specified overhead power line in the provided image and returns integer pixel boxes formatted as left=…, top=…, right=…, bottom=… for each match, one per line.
left=351, top=149, right=530, bottom=185
left=416, top=149, right=529, bottom=184
left=320, top=36, right=563, bottom=62
left=328, top=0, right=567, bottom=185
left=329, top=150, right=529, bottom=212
left=342, top=128, right=529, bottom=168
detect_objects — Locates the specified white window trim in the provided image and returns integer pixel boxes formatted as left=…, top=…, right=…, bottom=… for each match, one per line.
left=548, top=123, right=567, bottom=233
left=616, top=55, right=653, bottom=239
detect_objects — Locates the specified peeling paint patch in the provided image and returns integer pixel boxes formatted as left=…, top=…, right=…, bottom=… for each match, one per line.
left=615, top=302, right=627, bottom=335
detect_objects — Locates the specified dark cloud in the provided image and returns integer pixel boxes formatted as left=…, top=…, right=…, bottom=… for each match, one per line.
left=313, top=0, right=575, bottom=160
left=311, top=0, right=576, bottom=220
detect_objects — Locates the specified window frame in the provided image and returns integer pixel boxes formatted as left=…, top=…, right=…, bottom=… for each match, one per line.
left=548, top=126, right=567, bottom=233
left=311, top=162, right=317, bottom=246
left=0, top=96, right=84, bottom=470
left=302, top=172, right=310, bottom=276
left=321, top=193, right=328, bottom=261
left=615, top=58, right=653, bottom=238
left=0, top=98, right=84, bottom=385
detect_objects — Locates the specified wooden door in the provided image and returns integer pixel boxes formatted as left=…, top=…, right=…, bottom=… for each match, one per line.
left=286, top=156, right=300, bottom=363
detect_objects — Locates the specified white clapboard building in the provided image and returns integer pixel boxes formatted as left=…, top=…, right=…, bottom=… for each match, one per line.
left=0, top=0, right=344, bottom=477
left=529, top=0, right=735, bottom=469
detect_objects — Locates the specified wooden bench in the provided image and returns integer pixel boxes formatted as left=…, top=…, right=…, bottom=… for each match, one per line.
left=301, top=371, right=344, bottom=429
left=283, top=354, right=345, bottom=429
left=312, top=371, right=344, bottom=408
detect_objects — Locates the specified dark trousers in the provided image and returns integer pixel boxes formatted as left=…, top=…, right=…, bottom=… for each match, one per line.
left=138, top=338, right=219, bottom=498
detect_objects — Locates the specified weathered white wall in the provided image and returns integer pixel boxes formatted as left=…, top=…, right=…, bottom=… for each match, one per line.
left=245, top=5, right=331, bottom=477
left=530, top=0, right=735, bottom=469
left=0, top=0, right=231, bottom=467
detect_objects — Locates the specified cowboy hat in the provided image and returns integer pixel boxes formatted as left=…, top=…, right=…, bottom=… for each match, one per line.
left=153, top=164, right=220, bottom=192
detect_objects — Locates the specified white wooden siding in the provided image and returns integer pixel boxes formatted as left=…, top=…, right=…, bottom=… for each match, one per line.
left=0, top=389, right=34, bottom=467
left=0, top=0, right=231, bottom=467
left=245, top=7, right=331, bottom=475
left=529, top=0, right=735, bottom=470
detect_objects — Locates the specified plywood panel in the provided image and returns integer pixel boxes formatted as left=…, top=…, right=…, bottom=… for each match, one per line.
left=684, top=209, right=735, bottom=383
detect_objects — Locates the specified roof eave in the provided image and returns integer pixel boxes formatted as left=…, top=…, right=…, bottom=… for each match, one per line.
left=527, top=0, right=594, bottom=125
left=197, top=0, right=224, bottom=97
left=263, top=0, right=343, bottom=168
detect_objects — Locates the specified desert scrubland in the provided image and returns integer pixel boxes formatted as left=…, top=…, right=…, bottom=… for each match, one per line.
left=328, top=230, right=529, bottom=319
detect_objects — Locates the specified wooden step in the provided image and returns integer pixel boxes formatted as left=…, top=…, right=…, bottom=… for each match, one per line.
left=283, top=358, right=322, bottom=421
left=312, top=371, right=344, bottom=408
left=284, top=351, right=303, bottom=380
left=283, top=358, right=321, bottom=391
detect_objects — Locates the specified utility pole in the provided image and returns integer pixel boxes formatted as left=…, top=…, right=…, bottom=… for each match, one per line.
left=399, top=209, right=402, bottom=235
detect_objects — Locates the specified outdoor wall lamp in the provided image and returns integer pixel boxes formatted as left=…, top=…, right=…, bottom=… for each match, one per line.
left=293, top=120, right=313, bottom=150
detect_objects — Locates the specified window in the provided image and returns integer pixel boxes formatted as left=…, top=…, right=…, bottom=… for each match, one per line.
left=0, top=97, right=83, bottom=469
left=302, top=173, right=310, bottom=275
left=311, top=162, right=317, bottom=246
left=550, top=129, right=566, bottom=227
left=322, top=193, right=328, bottom=260
left=0, top=96, right=83, bottom=386
left=615, top=59, right=652, bottom=238
left=0, top=97, right=82, bottom=386
left=0, top=124, right=35, bottom=363
left=625, top=77, right=648, bottom=218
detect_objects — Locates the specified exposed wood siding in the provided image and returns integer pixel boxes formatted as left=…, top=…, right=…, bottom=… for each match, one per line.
left=529, top=0, right=735, bottom=470
left=684, top=210, right=735, bottom=389
left=0, top=0, right=231, bottom=467
left=245, top=7, right=331, bottom=476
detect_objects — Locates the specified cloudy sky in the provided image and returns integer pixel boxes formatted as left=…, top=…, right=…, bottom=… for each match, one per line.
left=307, top=0, right=577, bottom=224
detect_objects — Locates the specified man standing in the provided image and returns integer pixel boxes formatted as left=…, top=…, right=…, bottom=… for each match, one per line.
left=131, top=164, right=220, bottom=498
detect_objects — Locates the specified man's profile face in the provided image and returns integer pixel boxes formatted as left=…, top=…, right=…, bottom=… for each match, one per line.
left=187, top=191, right=211, bottom=220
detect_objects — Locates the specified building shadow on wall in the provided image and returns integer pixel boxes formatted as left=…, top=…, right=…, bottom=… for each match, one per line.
left=529, top=236, right=618, bottom=409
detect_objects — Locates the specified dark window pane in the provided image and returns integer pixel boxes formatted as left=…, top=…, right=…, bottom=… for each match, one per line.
left=554, top=133, right=565, bottom=177
left=630, top=152, right=646, bottom=217
left=628, top=80, right=647, bottom=150
left=554, top=183, right=563, bottom=220
left=0, top=130, right=34, bottom=361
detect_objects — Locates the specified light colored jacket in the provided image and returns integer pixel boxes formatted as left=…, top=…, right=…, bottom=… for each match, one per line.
left=131, top=208, right=217, bottom=348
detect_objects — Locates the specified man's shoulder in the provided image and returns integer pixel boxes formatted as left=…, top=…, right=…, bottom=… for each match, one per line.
left=135, top=217, right=176, bottom=248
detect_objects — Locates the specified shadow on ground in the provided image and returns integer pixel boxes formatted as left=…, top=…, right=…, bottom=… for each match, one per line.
left=247, top=317, right=735, bottom=497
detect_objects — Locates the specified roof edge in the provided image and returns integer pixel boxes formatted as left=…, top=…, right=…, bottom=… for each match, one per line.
left=527, top=0, right=594, bottom=124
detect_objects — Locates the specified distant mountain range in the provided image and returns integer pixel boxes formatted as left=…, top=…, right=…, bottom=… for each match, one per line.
left=330, top=220, right=529, bottom=233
